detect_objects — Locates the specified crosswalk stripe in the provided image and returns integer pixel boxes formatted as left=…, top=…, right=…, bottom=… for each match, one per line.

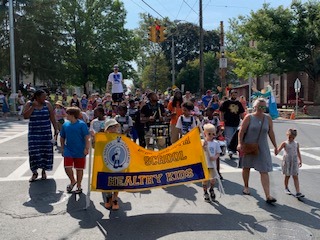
left=6, top=160, right=30, bottom=180
left=273, top=153, right=320, bottom=169
left=0, top=130, right=28, bottom=144
left=299, top=151, right=320, bottom=162
left=0, top=148, right=320, bottom=182
left=53, top=158, right=67, bottom=179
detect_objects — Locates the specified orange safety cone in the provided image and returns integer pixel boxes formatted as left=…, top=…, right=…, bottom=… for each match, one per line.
left=290, top=111, right=295, bottom=120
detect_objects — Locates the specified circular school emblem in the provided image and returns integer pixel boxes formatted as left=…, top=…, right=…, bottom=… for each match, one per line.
left=103, top=136, right=130, bottom=172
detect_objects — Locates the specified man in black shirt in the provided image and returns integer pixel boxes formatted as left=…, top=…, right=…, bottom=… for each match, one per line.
left=140, top=92, right=166, bottom=150
left=219, top=89, right=245, bottom=158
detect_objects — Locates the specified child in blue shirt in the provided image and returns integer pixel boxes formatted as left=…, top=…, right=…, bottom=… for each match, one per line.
left=60, top=107, right=90, bottom=194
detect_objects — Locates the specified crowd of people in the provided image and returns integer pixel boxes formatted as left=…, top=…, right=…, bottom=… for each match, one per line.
left=15, top=65, right=304, bottom=211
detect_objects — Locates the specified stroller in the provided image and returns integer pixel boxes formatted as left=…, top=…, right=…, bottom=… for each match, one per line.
left=216, top=125, right=227, bottom=156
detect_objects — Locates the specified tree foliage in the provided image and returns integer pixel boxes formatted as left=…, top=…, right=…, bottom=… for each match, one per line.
left=0, top=0, right=139, bottom=93
left=176, top=52, right=220, bottom=93
left=227, top=1, right=320, bottom=103
left=161, top=22, right=220, bottom=74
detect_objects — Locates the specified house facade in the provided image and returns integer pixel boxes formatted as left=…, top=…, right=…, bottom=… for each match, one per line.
left=233, top=71, right=314, bottom=106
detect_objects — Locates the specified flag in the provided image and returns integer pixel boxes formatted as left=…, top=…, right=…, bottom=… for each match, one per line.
left=91, top=127, right=208, bottom=192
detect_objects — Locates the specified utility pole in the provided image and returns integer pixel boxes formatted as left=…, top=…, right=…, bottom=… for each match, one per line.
left=171, top=36, right=175, bottom=87
left=9, top=0, right=16, bottom=112
left=219, top=21, right=227, bottom=96
left=199, top=0, right=204, bottom=94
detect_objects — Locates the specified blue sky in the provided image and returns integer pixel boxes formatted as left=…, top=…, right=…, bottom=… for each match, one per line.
left=123, top=0, right=308, bottom=30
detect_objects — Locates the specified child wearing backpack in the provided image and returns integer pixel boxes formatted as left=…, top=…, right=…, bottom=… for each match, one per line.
left=176, top=101, right=197, bottom=138
left=114, top=105, right=133, bottom=138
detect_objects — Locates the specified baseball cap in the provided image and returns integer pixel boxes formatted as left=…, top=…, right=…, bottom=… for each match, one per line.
left=104, top=119, right=119, bottom=131
left=113, top=64, right=119, bottom=69
left=206, top=89, right=212, bottom=93
left=229, top=89, right=238, bottom=94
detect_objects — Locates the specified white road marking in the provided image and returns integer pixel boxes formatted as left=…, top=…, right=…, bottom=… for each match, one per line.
left=299, top=151, right=320, bottom=162
left=1, top=148, right=320, bottom=182
left=0, top=130, right=28, bottom=144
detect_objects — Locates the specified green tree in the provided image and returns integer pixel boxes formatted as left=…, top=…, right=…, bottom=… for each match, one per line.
left=227, top=2, right=320, bottom=103
left=176, top=52, right=220, bottom=93
left=0, top=0, right=64, bottom=88
left=161, top=22, right=220, bottom=74
left=141, top=52, right=170, bottom=91
left=59, top=0, right=139, bottom=93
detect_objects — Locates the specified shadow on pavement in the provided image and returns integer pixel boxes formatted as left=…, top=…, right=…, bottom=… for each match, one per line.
left=96, top=209, right=266, bottom=240
left=255, top=193, right=320, bottom=230
left=66, top=193, right=104, bottom=229
left=23, top=178, right=64, bottom=214
left=163, top=184, right=197, bottom=202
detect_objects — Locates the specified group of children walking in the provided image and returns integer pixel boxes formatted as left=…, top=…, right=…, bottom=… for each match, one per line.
left=55, top=96, right=304, bottom=211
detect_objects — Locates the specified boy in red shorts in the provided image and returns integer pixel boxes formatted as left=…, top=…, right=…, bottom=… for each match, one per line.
left=60, top=107, right=90, bottom=194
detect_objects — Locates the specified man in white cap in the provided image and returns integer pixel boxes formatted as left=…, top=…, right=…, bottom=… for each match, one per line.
left=106, top=64, right=124, bottom=104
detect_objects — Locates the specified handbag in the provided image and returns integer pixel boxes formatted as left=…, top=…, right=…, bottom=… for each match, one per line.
left=243, top=115, right=265, bottom=156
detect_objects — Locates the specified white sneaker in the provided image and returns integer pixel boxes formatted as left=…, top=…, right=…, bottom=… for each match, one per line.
left=284, top=188, right=291, bottom=195
left=204, top=193, right=210, bottom=202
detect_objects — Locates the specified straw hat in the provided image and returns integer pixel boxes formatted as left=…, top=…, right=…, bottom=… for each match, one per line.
left=55, top=100, right=64, bottom=107
left=104, top=119, right=119, bottom=131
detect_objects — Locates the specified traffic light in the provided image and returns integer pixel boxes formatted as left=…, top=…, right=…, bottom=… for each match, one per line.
left=148, top=26, right=156, bottom=42
left=149, top=24, right=166, bottom=43
left=155, top=24, right=161, bottom=43
left=159, top=26, right=167, bottom=42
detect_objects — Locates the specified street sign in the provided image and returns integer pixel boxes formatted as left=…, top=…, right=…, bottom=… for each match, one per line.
left=294, top=78, right=301, bottom=92
left=219, top=58, right=227, bottom=68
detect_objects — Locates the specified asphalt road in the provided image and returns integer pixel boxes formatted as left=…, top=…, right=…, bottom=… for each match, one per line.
left=0, top=118, right=319, bottom=240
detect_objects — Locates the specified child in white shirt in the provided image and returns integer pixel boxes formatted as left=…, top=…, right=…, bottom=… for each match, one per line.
left=176, top=101, right=197, bottom=137
left=202, top=123, right=222, bottom=202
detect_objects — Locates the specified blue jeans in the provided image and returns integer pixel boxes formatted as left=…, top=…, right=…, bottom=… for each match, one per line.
left=224, top=126, right=238, bottom=151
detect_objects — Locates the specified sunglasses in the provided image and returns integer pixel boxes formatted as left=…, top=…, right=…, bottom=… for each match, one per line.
left=207, top=132, right=216, bottom=136
left=257, top=106, right=267, bottom=110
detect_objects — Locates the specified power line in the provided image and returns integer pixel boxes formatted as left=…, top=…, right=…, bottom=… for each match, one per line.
left=206, top=4, right=249, bottom=9
left=183, top=0, right=198, bottom=15
left=141, top=0, right=165, bottom=19
left=183, top=0, right=198, bottom=24
left=129, top=0, right=149, bottom=13
left=175, top=0, right=185, bottom=20
left=155, top=0, right=175, bottom=20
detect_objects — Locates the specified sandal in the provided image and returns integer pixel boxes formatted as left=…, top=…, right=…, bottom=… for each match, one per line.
left=41, top=170, right=47, bottom=180
left=242, top=190, right=251, bottom=195
left=112, top=200, right=119, bottom=210
left=74, top=188, right=83, bottom=194
left=29, top=173, right=38, bottom=182
left=266, top=197, right=277, bottom=204
left=66, top=183, right=76, bottom=193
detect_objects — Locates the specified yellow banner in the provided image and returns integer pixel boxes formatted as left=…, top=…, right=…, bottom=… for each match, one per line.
left=91, top=127, right=208, bottom=192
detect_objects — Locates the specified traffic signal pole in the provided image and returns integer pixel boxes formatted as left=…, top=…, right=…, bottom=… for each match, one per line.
left=171, top=37, right=175, bottom=87
left=199, top=0, right=204, bottom=94
left=9, top=0, right=16, bottom=112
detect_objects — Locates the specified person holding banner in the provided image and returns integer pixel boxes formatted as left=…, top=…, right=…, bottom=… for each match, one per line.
left=202, top=124, right=222, bottom=202
left=60, top=107, right=90, bottom=194
left=103, top=118, right=121, bottom=210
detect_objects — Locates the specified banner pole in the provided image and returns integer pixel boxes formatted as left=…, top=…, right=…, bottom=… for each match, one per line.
left=196, top=119, right=225, bottom=195
left=85, top=138, right=93, bottom=209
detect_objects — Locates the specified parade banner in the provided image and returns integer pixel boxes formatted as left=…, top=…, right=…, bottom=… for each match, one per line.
left=91, top=127, right=208, bottom=192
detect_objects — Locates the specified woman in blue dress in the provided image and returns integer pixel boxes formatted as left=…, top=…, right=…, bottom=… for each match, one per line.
left=23, top=90, right=58, bottom=182
left=1, top=92, right=10, bottom=119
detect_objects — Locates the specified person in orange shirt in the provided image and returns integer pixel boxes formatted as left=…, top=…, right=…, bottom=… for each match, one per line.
left=167, top=89, right=183, bottom=144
